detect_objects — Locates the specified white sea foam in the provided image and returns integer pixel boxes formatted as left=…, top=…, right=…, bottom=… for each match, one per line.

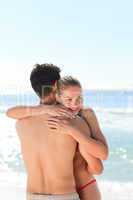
left=0, top=171, right=133, bottom=200
left=93, top=108, right=133, bottom=131
left=99, top=180, right=133, bottom=200
left=94, top=106, right=133, bottom=115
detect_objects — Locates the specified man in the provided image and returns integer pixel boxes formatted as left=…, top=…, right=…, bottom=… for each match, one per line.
left=7, top=64, right=108, bottom=200
left=15, top=64, right=80, bottom=200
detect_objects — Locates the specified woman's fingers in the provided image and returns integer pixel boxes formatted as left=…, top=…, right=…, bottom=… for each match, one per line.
left=58, top=107, right=73, bottom=114
left=58, top=112, right=71, bottom=118
left=47, top=117, right=60, bottom=122
left=45, top=116, right=70, bottom=132
left=49, top=106, right=74, bottom=118
left=58, top=110, right=73, bottom=118
left=46, top=117, right=60, bottom=130
left=47, top=122, right=58, bottom=129
left=47, top=121, right=58, bottom=125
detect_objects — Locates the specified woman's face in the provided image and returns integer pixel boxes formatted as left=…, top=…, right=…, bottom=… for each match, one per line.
left=58, top=86, right=83, bottom=114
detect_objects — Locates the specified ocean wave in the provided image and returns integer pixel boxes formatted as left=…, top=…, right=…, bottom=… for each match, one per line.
left=0, top=107, right=7, bottom=113
left=98, top=180, right=133, bottom=200
left=94, top=107, right=133, bottom=115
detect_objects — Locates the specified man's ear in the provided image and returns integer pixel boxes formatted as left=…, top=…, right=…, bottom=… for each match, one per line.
left=55, top=93, right=60, bottom=103
left=53, top=81, right=57, bottom=91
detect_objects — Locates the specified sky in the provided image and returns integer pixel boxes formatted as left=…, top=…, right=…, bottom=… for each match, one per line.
left=0, top=0, right=133, bottom=92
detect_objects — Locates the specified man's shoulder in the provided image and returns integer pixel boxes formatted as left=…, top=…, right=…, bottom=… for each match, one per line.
left=16, top=117, right=33, bottom=128
left=15, top=117, right=35, bottom=137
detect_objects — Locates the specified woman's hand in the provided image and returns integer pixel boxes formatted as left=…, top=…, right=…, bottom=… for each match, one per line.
left=46, top=116, right=76, bottom=135
left=44, top=105, right=74, bottom=118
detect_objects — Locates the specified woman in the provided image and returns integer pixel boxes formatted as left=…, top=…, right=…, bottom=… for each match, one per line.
left=48, top=76, right=108, bottom=200
left=7, top=76, right=109, bottom=200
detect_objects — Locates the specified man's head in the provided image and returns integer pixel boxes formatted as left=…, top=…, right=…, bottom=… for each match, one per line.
left=30, top=63, right=61, bottom=104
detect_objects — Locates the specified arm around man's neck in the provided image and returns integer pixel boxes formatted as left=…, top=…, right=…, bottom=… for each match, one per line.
left=6, top=104, right=73, bottom=120
left=6, top=105, right=53, bottom=120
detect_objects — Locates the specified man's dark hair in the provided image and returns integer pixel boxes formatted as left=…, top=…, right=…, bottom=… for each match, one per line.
left=30, top=63, right=61, bottom=98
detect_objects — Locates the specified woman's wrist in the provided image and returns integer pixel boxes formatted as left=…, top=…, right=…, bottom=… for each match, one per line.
left=69, top=127, right=90, bottom=144
left=30, top=105, right=49, bottom=116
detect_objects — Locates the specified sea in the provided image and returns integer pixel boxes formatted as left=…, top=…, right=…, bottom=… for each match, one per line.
left=0, top=89, right=133, bottom=200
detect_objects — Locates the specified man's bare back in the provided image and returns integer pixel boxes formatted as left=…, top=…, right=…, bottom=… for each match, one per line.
left=16, top=114, right=91, bottom=195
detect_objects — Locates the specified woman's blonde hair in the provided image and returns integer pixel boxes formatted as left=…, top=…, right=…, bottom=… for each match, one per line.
left=57, top=76, right=82, bottom=95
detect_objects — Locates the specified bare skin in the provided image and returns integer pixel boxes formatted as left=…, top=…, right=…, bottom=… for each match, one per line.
left=49, top=86, right=108, bottom=200
left=8, top=107, right=107, bottom=200
left=51, top=113, right=103, bottom=200
left=74, top=150, right=101, bottom=200
left=16, top=114, right=77, bottom=195
left=7, top=86, right=108, bottom=199
left=16, top=111, right=101, bottom=195
left=73, top=108, right=108, bottom=200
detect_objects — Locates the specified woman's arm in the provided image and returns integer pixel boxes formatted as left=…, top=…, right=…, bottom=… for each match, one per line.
left=6, top=105, right=73, bottom=120
left=46, top=116, right=108, bottom=160
left=69, top=127, right=108, bottom=160
left=46, top=115, right=104, bottom=175
left=78, top=144, right=104, bottom=175
left=6, top=105, right=49, bottom=119
left=80, top=108, right=109, bottom=160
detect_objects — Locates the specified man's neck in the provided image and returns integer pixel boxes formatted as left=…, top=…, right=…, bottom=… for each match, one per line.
left=40, top=93, right=56, bottom=105
left=40, top=97, right=56, bottom=105
left=40, top=100, right=53, bottom=105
